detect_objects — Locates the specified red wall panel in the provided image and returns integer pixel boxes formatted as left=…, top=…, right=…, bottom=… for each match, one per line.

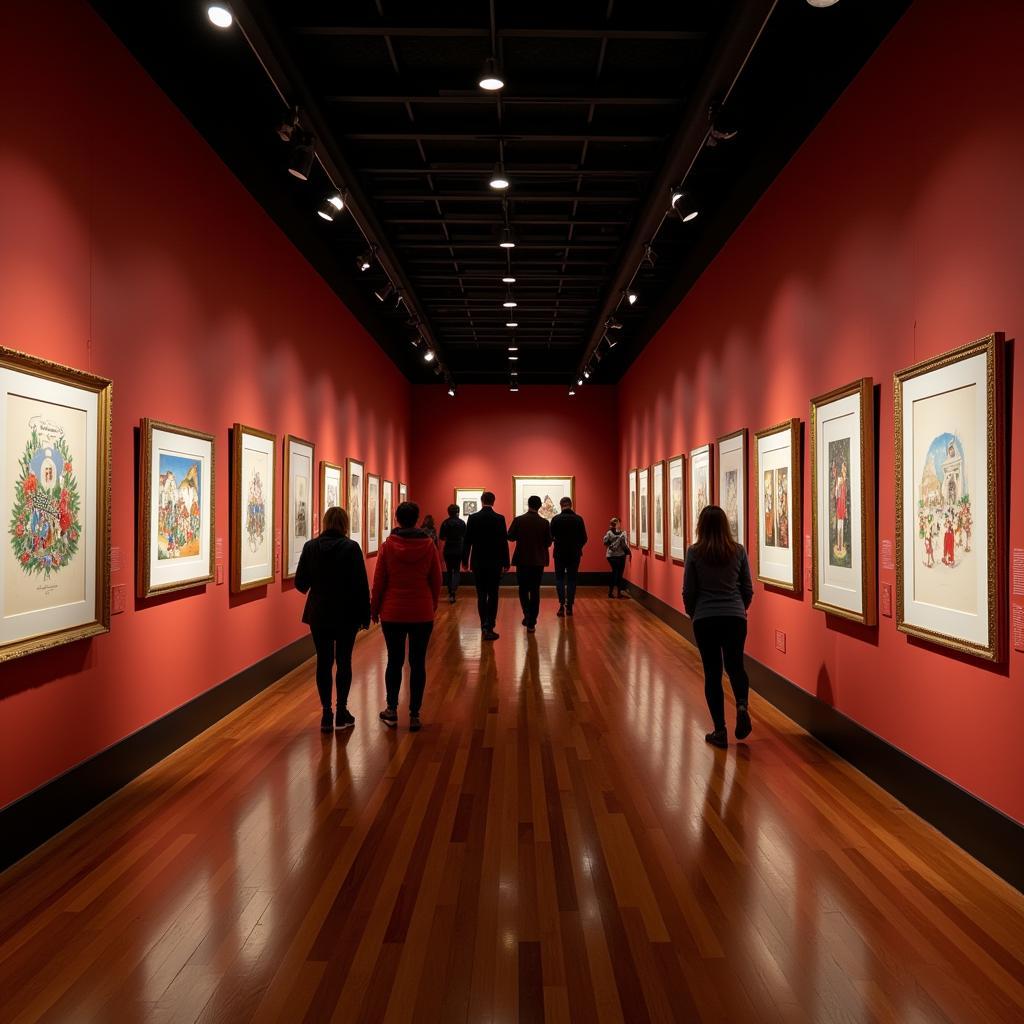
left=618, top=0, right=1024, bottom=823
left=0, top=3, right=410, bottom=808
left=410, top=386, right=618, bottom=574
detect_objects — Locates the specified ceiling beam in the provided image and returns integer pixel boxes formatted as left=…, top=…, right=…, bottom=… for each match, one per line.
left=361, top=166, right=652, bottom=176
left=293, top=26, right=706, bottom=41
left=344, top=132, right=662, bottom=143
left=372, top=192, right=640, bottom=203
left=383, top=215, right=630, bottom=225
left=326, top=94, right=681, bottom=106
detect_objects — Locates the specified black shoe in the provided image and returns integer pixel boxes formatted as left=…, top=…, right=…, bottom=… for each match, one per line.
left=483, top=629, right=500, bottom=640
left=556, top=605, right=565, bottom=617
left=409, top=714, right=422, bottom=733
left=449, top=594, right=456, bottom=604
left=379, top=707, right=398, bottom=728
left=608, top=588, right=615, bottom=598
left=527, top=624, right=536, bottom=634
left=335, top=709, right=355, bottom=730
left=566, top=605, right=573, bottom=617
left=735, top=705, right=752, bottom=740
left=705, top=729, right=728, bottom=749
left=522, top=617, right=529, bottom=626
left=320, top=709, right=333, bottom=733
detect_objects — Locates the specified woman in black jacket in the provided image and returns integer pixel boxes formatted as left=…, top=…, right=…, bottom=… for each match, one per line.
left=295, top=506, right=370, bottom=732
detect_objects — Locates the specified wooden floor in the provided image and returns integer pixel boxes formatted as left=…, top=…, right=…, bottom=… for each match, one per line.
left=2, top=591, right=1023, bottom=1024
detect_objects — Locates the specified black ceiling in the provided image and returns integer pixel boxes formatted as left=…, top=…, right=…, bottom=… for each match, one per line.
left=91, top=0, right=909, bottom=387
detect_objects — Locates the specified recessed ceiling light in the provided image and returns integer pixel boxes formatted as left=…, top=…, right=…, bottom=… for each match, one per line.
left=509, top=355, right=519, bottom=361
left=510, top=386, right=519, bottom=392
left=478, top=58, right=504, bottom=91
left=508, top=346, right=518, bottom=352
left=503, top=300, right=517, bottom=308
left=506, top=321, right=518, bottom=328
left=499, top=228, right=515, bottom=249
left=502, top=276, right=516, bottom=284
left=207, top=3, right=233, bottom=28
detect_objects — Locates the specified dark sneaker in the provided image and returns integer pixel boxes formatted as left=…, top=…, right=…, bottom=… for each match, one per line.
left=522, top=618, right=529, bottom=626
left=608, top=588, right=615, bottom=598
left=409, top=714, right=422, bottom=733
left=735, top=706, right=752, bottom=740
left=483, top=629, right=500, bottom=640
left=320, top=709, right=333, bottom=733
left=566, top=606, right=574, bottom=617
left=526, top=624, right=536, bottom=634
left=379, top=708, right=398, bottom=728
left=335, top=709, right=355, bottom=730
left=556, top=605, right=565, bottom=617
left=705, top=729, right=728, bottom=749
left=449, top=594, right=456, bottom=604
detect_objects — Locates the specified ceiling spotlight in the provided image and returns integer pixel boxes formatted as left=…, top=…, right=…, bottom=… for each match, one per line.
left=509, top=355, right=519, bottom=361
left=583, top=369, right=590, bottom=379
left=671, top=189, right=699, bottom=223
left=478, top=57, right=504, bottom=91
left=410, top=334, right=422, bottom=348
left=806, top=0, right=840, bottom=5
left=499, top=227, right=516, bottom=249
left=508, top=345, right=518, bottom=352
left=503, top=300, right=517, bottom=308
left=605, top=317, right=622, bottom=331
left=604, top=332, right=618, bottom=349
left=207, top=3, right=233, bottom=28
left=489, top=166, right=510, bottom=190
left=510, top=386, right=519, bottom=392
left=510, top=369, right=518, bottom=376
left=424, top=349, right=436, bottom=363
left=287, top=135, right=316, bottom=181
left=374, top=281, right=395, bottom=303
left=568, top=388, right=576, bottom=396
left=577, top=378, right=584, bottom=387
left=506, top=322, right=519, bottom=328
left=626, top=291, right=638, bottom=305
left=356, top=249, right=373, bottom=272
left=317, top=194, right=344, bottom=221
left=276, top=110, right=300, bottom=143
left=447, top=385, right=456, bottom=397
left=502, top=276, right=516, bottom=284
left=641, top=244, right=657, bottom=268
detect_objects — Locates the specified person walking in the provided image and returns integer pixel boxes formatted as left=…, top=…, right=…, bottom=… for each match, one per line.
left=438, top=503, right=467, bottom=603
left=462, top=491, right=509, bottom=640
left=507, top=495, right=552, bottom=633
left=370, top=501, right=441, bottom=732
left=549, top=496, right=587, bottom=616
left=294, top=506, right=370, bottom=733
left=421, top=514, right=438, bottom=546
left=682, top=504, right=754, bottom=749
left=603, top=516, right=631, bottom=598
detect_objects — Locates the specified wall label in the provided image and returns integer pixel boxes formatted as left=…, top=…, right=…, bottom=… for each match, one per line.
left=881, top=539, right=894, bottom=571
left=1013, top=548, right=1024, bottom=598
left=110, top=546, right=121, bottom=574
left=775, top=629, right=787, bottom=654
left=881, top=582, right=892, bottom=618
left=1014, top=605, right=1024, bottom=653
left=215, top=537, right=223, bottom=562
left=111, top=584, right=127, bottom=615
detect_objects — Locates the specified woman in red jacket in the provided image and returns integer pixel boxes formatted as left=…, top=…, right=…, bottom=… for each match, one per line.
left=371, top=500, right=442, bottom=731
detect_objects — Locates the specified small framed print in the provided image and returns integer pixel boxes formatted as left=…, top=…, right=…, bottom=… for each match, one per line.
left=381, top=479, right=394, bottom=543
left=811, top=379, right=876, bottom=624
left=638, top=466, right=650, bottom=552
left=347, top=458, right=365, bottom=552
left=895, top=334, right=1004, bottom=660
left=652, top=461, right=666, bottom=558
left=512, top=475, right=574, bottom=522
left=754, top=418, right=801, bottom=590
left=454, top=486, right=486, bottom=522
left=398, top=482, right=408, bottom=504
left=138, top=419, right=215, bottom=598
left=231, top=423, right=276, bottom=592
left=366, top=472, right=381, bottom=555
left=688, top=443, right=714, bottom=547
left=283, top=435, right=314, bottom=579
left=1, top=348, right=112, bottom=662
left=717, top=428, right=747, bottom=549
left=628, top=468, right=638, bottom=547
left=668, top=455, right=685, bottom=562
left=320, top=460, right=344, bottom=521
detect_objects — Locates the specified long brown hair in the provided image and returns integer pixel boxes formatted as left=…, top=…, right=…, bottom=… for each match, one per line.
left=693, top=505, right=738, bottom=565
left=322, top=506, right=349, bottom=536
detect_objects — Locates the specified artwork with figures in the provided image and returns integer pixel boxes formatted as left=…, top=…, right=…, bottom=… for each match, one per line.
left=716, top=429, right=746, bottom=548
left=232, top=424, right=276, bottom=592
left=399, top=482, right=408, bottom=504
left=638, top=467, right=649, bottom=551
left=811, top=380, right=875, bottom=623
left=688, top=444, right=713, bottom=546
left=138, top=419, right=215, bottom=598
left=668, top=455, right=685, bottom=561
left=628, top=469, right=638, bottom=547
left=512, top=476, right=574, bottom=522
left=320, top=461, right=343, bottom=523
left=652, top=461, right=665, bottom=558
left=754, top=419, right=801, bottom=590
left=454, top=487, right=485, bottom=523
left=347, top=458, right=364, bottom=552
left=366, top=473, right=380, bottom=555
left=284, top=435, right=314, bottom=579
left=1, top=348, right=111, bottom=661
left=896, top=336, right=1002, bottom=659
left=381, top=480, right=393, bottom=542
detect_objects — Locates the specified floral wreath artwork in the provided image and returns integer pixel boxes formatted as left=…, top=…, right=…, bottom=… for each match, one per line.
left=10, top=428, right=81, bottom=577
left=246, top=468, right=266, bottom=553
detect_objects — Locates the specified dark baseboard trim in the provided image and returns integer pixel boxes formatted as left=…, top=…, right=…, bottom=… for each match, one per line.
left=627, top=582, right=1024, bottom=896
left=0, top=633, right=316, bottom=873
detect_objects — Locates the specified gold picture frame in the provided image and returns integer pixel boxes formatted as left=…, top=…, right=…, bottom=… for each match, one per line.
left=754, top=418, right=802, bottom=590
left=651, top=460, right=666, bottom=559
left=810, top=379, right=876, bottom=624
left=283, top=434, right=315, bottom=580
left=231, top=423, right=276, bottom=592
left=894, top=334, right=1003, bottom=660
left=319, top=460, right=344, bottom=522
left=716, top=428, right=747, bottom=549
left=511, top=475, right=575, bottom=522
left=667, top=454, right=686, bottom=563
left=0, top=347, right=112, bottom=662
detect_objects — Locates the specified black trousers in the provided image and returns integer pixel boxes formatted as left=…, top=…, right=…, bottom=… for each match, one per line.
left=608, top=556, right=627, bottom=592
left=554, top=554, right=580, bottom=608
left=444, top=555, right=461, bottom=596
left=381, top=621, right=434, bottom=714
left=311, top=623, right=360, bottom=711
left=691, top=616, right=750, bottom=731
left=516, top=565, right=544, bottom=626
left=473, top=566, right=501, bottom=628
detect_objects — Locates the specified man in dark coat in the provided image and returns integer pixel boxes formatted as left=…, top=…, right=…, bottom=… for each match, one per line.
left=549, top=496, right=588, bottom=616
left=507, top=495, right=553, bottom=633
left=461, top=491, right=510, bottom=640
left=438, top=503, right=467, bottom=603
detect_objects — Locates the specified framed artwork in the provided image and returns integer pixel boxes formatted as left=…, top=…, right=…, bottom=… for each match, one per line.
left=454, top=486, right=485, bottom=522
left=638, top=467, right=650, bottom=551
left=1, top=348, right=111, bottom=662
left=811, top=379, right=876, bottom=624
left=688, top=444, right=713, bottom=546
left=717, top=428, right=747, bottom=549
left=381, top=479, right=394, bottom=543
left=138, top=419, right=214, bottom=599
left=512, top=475, right=574, bottom=521
left=347, top=458, right=365, bottom=551
left=895, top=334, right=1003, bottom=660
left=398, top=482, right=408, bottom=504
left=652, top=461, right=666, bottom=558
left=668, top=455, right=685, bottom=562
left=320, top=460, right=344, bottom=522
left=283, top=435, right=314, bottom=579
left=754, top=418, right=801, bottom=590
left=231, top=424, right=276, bottom=592
left=628, top=469, right=638, bottom=547
left=366, top=472, right=380, bottom=555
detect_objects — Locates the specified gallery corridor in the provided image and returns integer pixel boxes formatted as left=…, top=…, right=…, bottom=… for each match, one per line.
left=1, top=590, right=1022, bottom=1023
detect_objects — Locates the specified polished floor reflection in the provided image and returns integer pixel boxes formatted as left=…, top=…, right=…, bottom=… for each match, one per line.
left=2, top=589, right=1023, bottom=1023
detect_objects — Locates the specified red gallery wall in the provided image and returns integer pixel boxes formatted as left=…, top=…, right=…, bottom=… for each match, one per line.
left=0, top=3, right=410, bottom=808
left=411, top=386, right=618, bottom=575
left=619, top=0, right=1024, bottom=824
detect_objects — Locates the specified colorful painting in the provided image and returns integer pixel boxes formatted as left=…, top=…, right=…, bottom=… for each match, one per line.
left=723, top=469, right=739, bottom=541
left=828, top=438, right=851, bottom=568
left=763, top=469, right=776, bottom=547
left=284, top=436, right=314, bottom=579
left=717, top=429, right=747, bottom=549
left=755, top=419, right=801, bottom=590
left=157, top=453, right=201, bottom=560
left=513, top=476, right=574, bottom=525
left=246, top=462, right=267, bottom=553
left=688, top=445, right=713, bottom=546
left=232, top=424, right=275, bottom=592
